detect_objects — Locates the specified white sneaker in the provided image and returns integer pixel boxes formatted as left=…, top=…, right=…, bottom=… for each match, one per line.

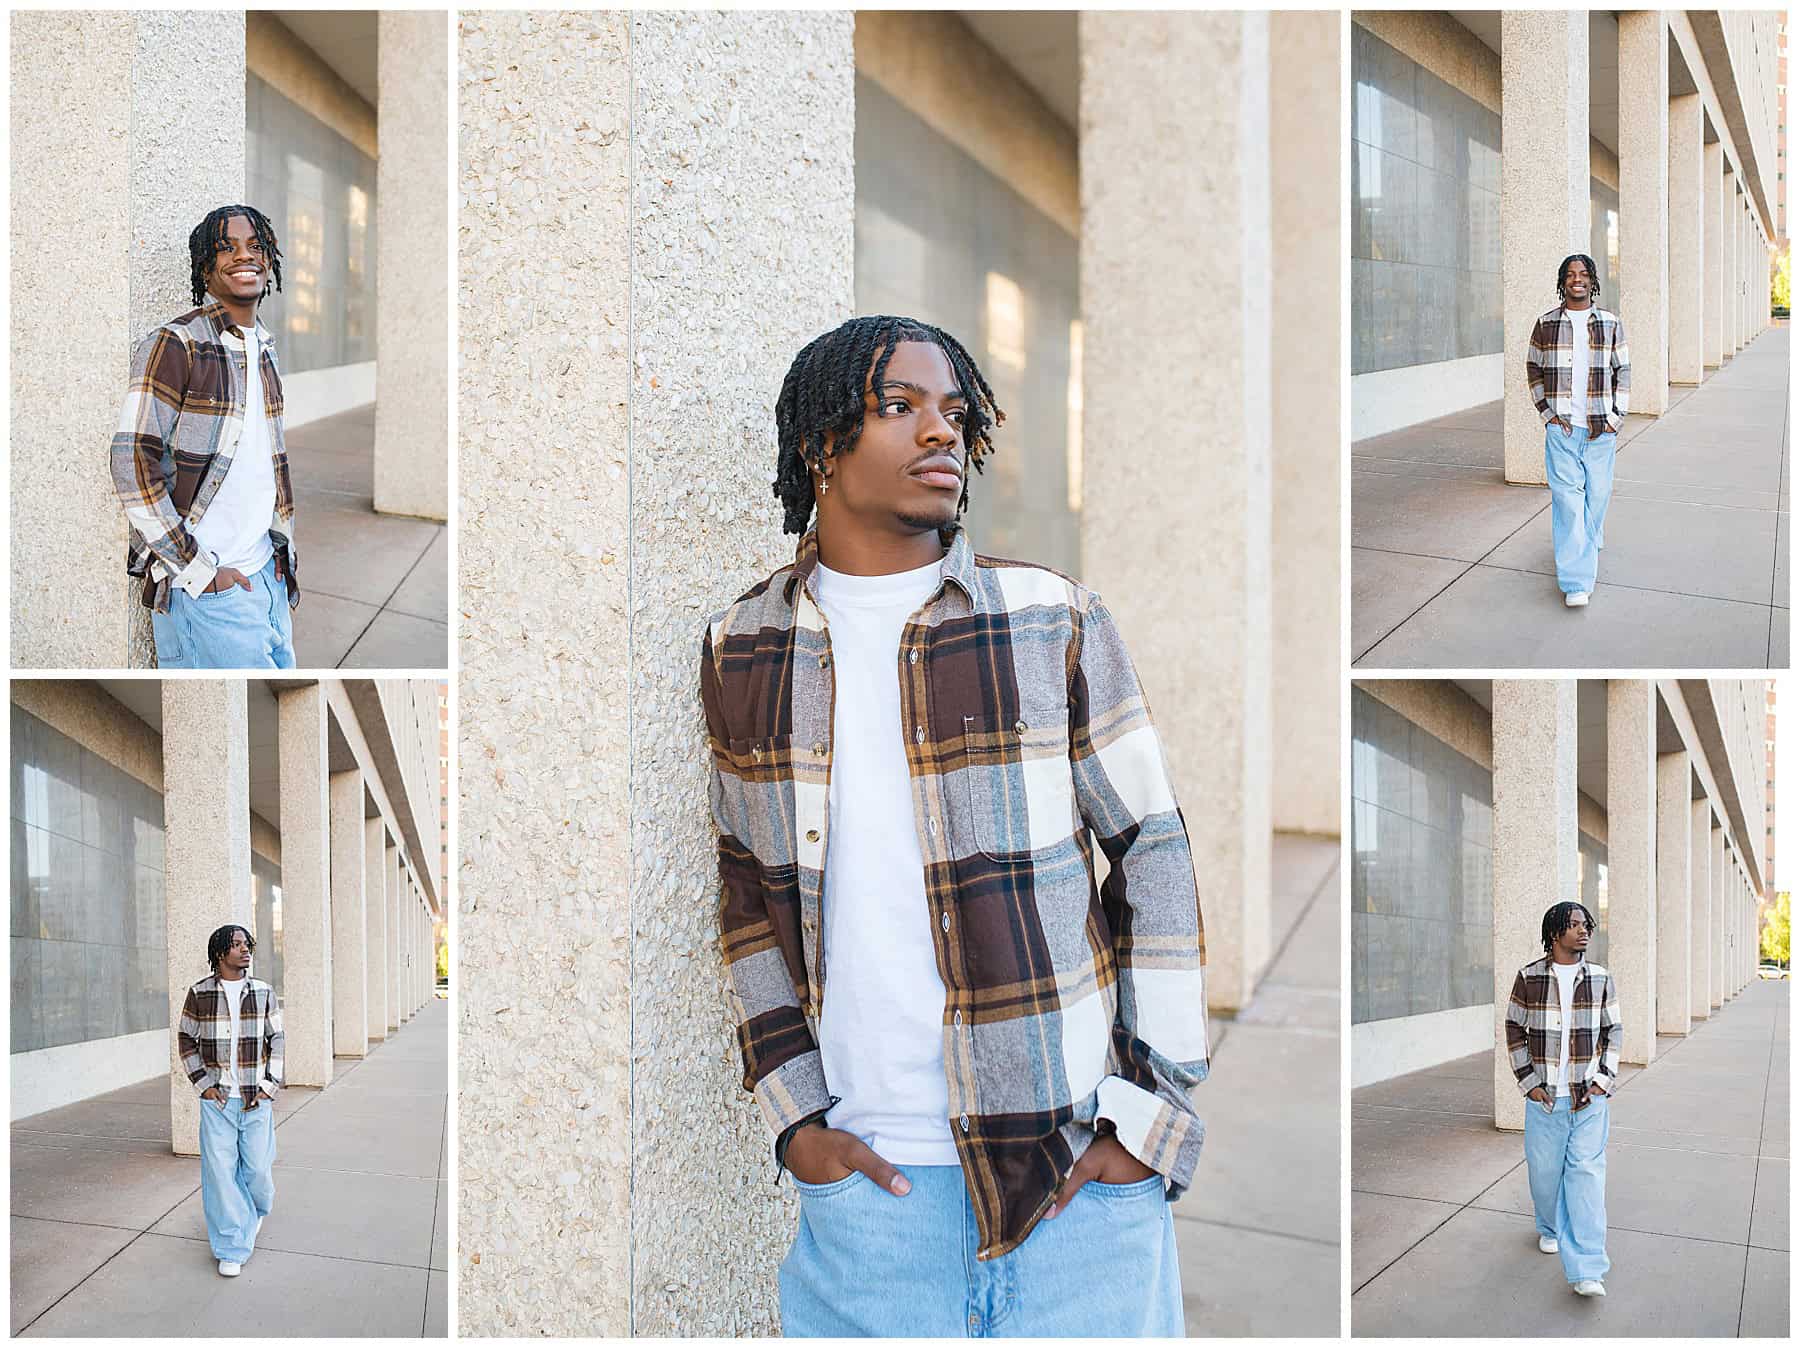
left=254, top=1215, right=264, bottom=1239
left=1539, top=1235, right=1559, bottom=1253
left=218, top=1260, right=242, bottom=1278
left=1565, top=592, right=1590, bottom=608
left=1572, top=1279, right=1606, bottom=1297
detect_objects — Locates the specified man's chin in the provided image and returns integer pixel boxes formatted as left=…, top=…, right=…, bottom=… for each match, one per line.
left=894, top=506, right=958, bottom=534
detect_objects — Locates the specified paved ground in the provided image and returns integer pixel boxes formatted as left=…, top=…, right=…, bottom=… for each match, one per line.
left=1351, top=977, right=1788, bottom=1336
left=11, top=997, right=448, bottom=1337
left=288, top=403, right=449, bottom=670
left=1179, top=832, right=1340, bottom=1336
left=1354, top=323, right=1789, bottom=668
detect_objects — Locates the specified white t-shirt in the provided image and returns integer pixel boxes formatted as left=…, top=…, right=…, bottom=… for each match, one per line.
left=1552, top=960, right=1580, bottom=1097
left=813, top=556, right=961, bottom=1166
left=1568, top=306, right=1594, bottom=423
left=192, top=318, right=276, bottom=577
left=219, top=974, right=249, bottom=1092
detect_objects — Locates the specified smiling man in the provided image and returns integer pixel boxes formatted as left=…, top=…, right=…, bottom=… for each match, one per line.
left=111, top=204, right=299, bottom=668
left=1524, top=254, right=1631, bottom=610
left=1504, top=901, right=1621, bottom=1299
left=700, top=315, right=1210, bottom=1335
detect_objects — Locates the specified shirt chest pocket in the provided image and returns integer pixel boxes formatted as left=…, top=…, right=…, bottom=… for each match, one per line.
left=953, top=705, right=1076, bottom=860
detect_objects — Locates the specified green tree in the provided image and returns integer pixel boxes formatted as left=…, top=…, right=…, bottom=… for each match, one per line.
left=1759, top=891, right=1790, bottom=968
left=1773, top=250, right=1791, bottom=314
left=435, top=933, right=448, bottom=982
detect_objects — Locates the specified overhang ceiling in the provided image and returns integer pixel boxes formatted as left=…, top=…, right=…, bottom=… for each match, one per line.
left=1452, top=678, right=1610, bottom=811
left=270, top=11, right=380, bottom=106
left=956, top=11, right=1078, bottom=131
left=1452, top=10, right=1622, bottom=156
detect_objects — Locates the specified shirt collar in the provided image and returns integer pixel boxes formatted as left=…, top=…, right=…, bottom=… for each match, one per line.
left=201, top=297, right=274, bottom=347
left=782, top=524, right=977, bottom=606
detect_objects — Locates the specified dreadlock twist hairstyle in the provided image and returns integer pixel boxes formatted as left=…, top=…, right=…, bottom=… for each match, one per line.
left=189, top=205, right=284, bottom=307
left=773, top=315, right=1005, bottom=536
left=1540, top=901, right=1596, bottom=954
left=207, top=923, right=256, bottom=972
left=1556, top=253, right=1600, bottom=304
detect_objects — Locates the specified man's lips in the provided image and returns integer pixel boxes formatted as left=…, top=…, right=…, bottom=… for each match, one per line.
left=909, top=456, right=963, bottom=490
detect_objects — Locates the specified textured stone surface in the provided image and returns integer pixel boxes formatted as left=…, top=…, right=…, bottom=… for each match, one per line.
left=1081, top=11, right=1272, bottom=1009
left=11, top=13, right=241, bottom=667
left=1704, top=140, right=1725, bottom=365
left=161, top=680, right=254, bottom=1156
left=1606, top=681, right=1656, bottom=1065
left=1668, top=94, right=1705, bottom=384
left=1655, top=751, right=1692, bottom=1034
left=1616, top=12, right=1668, bottom=413
left=278, top=684, right=334, bottom=1087
left=1488, top=679, right=1577, bottom=1131
left=331, top=769, right=369, bottom=1057
left=1722, top=170, right=1738, bottom=358
left=1712, top=828, right=1727, bottom=1008
left=389, top=846, right=403, bottom=1031
left=375, top=11, right=451, bottom=522
left=1499, top=12, right=1586, bottom=487
left=365, top=819, right=389, bottom=1042
left=1270, top=11, right=1340, bottom=836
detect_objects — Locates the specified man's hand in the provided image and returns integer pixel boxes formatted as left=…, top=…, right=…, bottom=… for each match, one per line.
left=1527, top=1086, right=1552, bottom=1109
left=207, top=567, right=254, bottom=594
left=1044, top=1135, right=1157, bottom=1219
left=1550, top=416, right=1574, bottom=433
left=202, top=1086, right=227, bottom=1106
left=243, top=1089, right=272, bottom=1112
left=784, top=1123, right=910, bottom=1196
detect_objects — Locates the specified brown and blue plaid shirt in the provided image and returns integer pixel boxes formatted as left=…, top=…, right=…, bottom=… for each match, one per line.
left=1524, top=304, right=1632, bottom=437
left=701, top=526, right=1210, bottom=1260
left=1504, top=955, right=1621, bottom=1105
left=110, top=300, right=299, bottom=614
left=176, top=973, right=285, bottom=1103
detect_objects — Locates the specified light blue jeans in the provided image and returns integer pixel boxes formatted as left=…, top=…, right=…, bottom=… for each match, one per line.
left=1544, top=421, right=1617, bottom=595
left=779, top=1164, right=1182, bottom=1337
left=152, top=553, right=295, bottom=669
left=199, top=1094, right=277, bottom=1264
left=1523, top=1092, right=1610, bottom=1285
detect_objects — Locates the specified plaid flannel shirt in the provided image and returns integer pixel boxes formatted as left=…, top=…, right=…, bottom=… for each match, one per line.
left=701, top=526, right=1210, bottom=1261
left=110, top=300, right=299, bottom=614
left=1524, top=304, right=1631, bottom=437
left=1504, top=955, right=1621, bottom=1105
left=176, top=973, right=285, bottom=1103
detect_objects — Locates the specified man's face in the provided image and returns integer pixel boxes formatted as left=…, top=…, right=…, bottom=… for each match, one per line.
left=820, top=341, right=968, bottom=535
left=206, top=214, right=269, bottom=305
left=1553, top=910, right=1592, bottom=957
left=219, top=929, right=253, bottom=974
left=1562, top=258, right=1593, bottom=306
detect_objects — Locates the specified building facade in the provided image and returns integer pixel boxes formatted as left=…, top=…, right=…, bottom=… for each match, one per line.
left=457, top=9, right=1340, bottom=1335
left=10, top=10, right=449, bottom=669
left=1352, top=678, right=1770, bottom=1132
left=1351, top=9, right=1784, bottom=471
left=10, top=678, right=444, bottom=1159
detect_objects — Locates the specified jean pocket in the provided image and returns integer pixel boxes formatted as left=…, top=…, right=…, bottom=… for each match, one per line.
left=1084, top=1174, right=1165, bottom=1202
left=790, top=1170, right=870, bottom=1200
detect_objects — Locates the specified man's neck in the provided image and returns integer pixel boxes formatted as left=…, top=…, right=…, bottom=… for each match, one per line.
left=1549, top=949, right=1582, bottom=965
left=217, top=968, right=246, bottom=981
left=208, top=291, right=260, bottom=332
left=1564, top=300, right=1593, bottom=313
left=815, top=523, right=946, bottom=577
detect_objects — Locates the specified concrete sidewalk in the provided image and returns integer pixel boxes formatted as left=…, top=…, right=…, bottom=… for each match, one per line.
left=288, top=403, right=449, bottom=670
left=1354, top=323, right=1789, bottom=668
left=1351, top=977, right=1788, bottom=1336
left=11, top=997, right=448, bottom=1337
left=1179, top=833, right=1341, bottom=1337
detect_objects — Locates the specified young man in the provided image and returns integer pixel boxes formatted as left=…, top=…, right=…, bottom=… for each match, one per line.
left=111, top=204, right=299, bottom=668
left=1504, top=901, right=1621, bottom=1299
left=176, top=923, right=285, bottom=1278
left=701, top=315, right=1209, bottom=1336
left=1524, top=254, right=1631, bottom=609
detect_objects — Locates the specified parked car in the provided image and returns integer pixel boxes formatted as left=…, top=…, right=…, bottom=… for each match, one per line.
left=1757, top=962, right=1788, bottom=980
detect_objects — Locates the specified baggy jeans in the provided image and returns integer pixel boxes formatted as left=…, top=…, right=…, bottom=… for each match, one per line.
left=199, top=1094, right=277, bottom=1264
left=1523, top=1092, right=1610, bottom=1285
left=152, top=552, right=295, bottom=670
left=1544, top=421, right=1617, bottom=596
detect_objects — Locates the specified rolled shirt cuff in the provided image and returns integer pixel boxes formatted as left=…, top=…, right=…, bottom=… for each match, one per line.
left=752, top=1047, right=833, bottom=1139
left=1095, top=1074, right=1204, bottom=1199
left=171, top=546, right=220, bottom=598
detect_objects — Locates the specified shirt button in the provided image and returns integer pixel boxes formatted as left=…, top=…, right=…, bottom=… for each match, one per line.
left=926, top=817, right=936, bottom=836
left=819, top=653, right=830, bottom=668
left=915, top=725, right=925, bottom=744
left=941, top=912, right=950, bottom=933
left=909, top=649, right=919, bottom=665
left=805, top=829, right=820, bottom=843
left=1014, top=719, right=1027, bottom=735
left=960, top=1115, right=970, bottom=1133
left=953, top=1010, right=963, bottom=1027
left=812, top=741, right=825, bottom=756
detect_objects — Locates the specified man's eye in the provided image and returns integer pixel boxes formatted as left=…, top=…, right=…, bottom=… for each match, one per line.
left=883, top=400, right=909, bottom=415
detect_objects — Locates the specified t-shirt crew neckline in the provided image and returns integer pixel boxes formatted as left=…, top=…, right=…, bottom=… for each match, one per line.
left=813, top=556, right=943, bottom=607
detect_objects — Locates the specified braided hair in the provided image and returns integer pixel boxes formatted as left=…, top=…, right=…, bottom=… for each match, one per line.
left=207, top=923, right=256, bottom=972
left=1541, top=901, right=1596, bottom=954
left=1556, top=253, right=1600, bottom=304
left=773, top=315, right=1005, bottom=536
left=189, top=205, right=284, bottom=307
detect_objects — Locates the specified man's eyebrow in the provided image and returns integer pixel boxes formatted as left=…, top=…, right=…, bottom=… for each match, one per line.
left=873, top=380, right=965, bottom=401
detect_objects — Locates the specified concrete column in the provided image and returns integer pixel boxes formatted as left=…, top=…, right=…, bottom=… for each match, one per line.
left=11, top=14, right=245, bottom=668
left=415, top=900, right=426, bottom=1012
left=1606, top=681, right=1657, bottom=1065
left=1655, top=751, right=1691, bottom=1034
left=373, top=12, right=450, bottom=522
left=1616, top=13, right=1669, bottom=413
left=1667, top=94, right=1705, bottom=384
left=367, top=829, right=389, bottom=1042
left=1083, top=11, right=1272, bottom=1007
left=1491, top=680, right=1580, bottom=1131
left=1711, top=829, right=1726, bottom=1008
left=1703, top=141, right=1725, bottom=367
left=396, top=873, right=410, bottom=1023
left=163, top=681, right=253, bottom=1156
left=1689, top=799, right=1712, bottom=1020
left=1722, top=172, right=1738, bottom=358
left=388, top=850, right=403, bottom=1032
left=330, top=770, right=368, bottom=1058
left=277, top=684, right=333, bottom=1087
left=1502, top=12, right=1589, bottom=485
